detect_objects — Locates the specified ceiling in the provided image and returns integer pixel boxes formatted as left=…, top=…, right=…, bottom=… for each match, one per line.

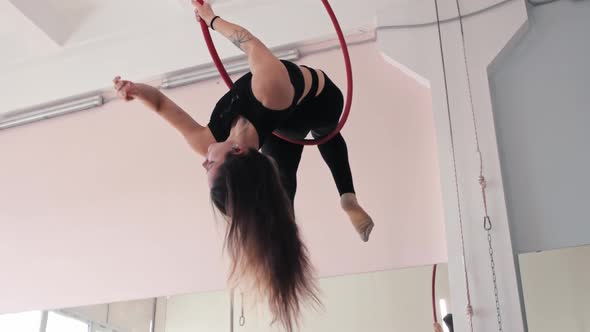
left=0, top=0, right=507, bottom=114
left=0, top=0, right=390, bottom=114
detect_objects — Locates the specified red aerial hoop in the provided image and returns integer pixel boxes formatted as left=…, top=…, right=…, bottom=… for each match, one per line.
left=195, top=0, right=353, bottom=145
left=432, top=264, right=438, bottom=323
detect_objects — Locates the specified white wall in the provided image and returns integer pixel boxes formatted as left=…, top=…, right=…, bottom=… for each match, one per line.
left=165, top=265, right=451, bottom=332
left=519, top=245, right=590, bottom=332
left=488, top=0, right=590, bottom=254
left=377, top=1, right=528, bottom=330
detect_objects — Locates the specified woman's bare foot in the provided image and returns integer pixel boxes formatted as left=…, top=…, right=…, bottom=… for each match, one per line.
left=340, top=193, right=374, bottom=242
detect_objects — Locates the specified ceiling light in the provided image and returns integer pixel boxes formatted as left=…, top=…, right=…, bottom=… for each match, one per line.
left=0, top=95, right=104, bottom=130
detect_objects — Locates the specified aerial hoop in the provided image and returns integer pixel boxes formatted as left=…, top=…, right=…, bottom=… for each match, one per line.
left=195, top=0, right=353, bottom=146
left=432, top=264, right=438, bottom=323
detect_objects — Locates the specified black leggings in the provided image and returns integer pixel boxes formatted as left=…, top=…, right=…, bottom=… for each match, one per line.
left=261, top=73, right=355, bottom=203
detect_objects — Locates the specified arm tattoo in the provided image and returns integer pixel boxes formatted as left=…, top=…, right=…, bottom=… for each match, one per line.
left=229, top=29, right=254, bottom=51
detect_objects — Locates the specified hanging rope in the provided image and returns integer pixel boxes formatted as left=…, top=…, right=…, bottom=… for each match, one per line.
left=229, top=288, right=246, bottom=331
left=195, top=0, right=353, bottom=146
left=239, top=291, right=246, bottom=326
left=229, top=288, right=234, bottom=332
left=433, top=0, right=475, bottom=331
left=453, top=0, right=503, bottom=330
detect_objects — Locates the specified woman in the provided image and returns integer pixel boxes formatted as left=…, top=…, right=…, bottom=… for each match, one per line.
left=113, top=1, right=374, bottom=330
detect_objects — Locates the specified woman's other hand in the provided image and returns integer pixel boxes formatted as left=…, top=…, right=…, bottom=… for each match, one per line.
left=113, top=76, right=139, bottom=101
left=433, top=322, right=444, bottom=332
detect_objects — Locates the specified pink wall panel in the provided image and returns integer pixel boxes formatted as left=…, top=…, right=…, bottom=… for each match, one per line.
left=0, top=42, right=445, bottom=313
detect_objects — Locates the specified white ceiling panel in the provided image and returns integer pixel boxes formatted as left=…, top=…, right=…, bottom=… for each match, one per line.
left=0, top=1, right=61, bottom=65
left=8, top=0, right=97, bottom=45
left=64, top=0, right=184, bottom=46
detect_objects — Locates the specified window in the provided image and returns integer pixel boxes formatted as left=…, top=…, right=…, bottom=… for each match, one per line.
left=0, top=310, right=126, bottom=332
left=0, top=311, right=43, bottom=332
left=46, top=312, right=89, bottom=332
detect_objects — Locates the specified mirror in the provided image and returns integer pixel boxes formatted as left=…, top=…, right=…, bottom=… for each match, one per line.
left=0, top=264, right=451, bottom=332
left=519, top=245, right=590, bottom=331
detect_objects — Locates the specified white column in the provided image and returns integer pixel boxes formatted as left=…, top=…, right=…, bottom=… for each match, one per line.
left=377, top=0, right=528, bottom=331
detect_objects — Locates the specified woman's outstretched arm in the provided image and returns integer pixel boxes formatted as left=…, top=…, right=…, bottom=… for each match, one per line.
left=193, top=1, right=295, bottom=110
left=113, top=76, right=215, bottom=156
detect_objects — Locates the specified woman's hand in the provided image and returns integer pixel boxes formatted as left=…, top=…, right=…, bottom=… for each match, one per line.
left=433, top=322, right=444, bottom=332
left=113, top=76, right=140, bottom=101
left=192, top=0, right=216, bottom=27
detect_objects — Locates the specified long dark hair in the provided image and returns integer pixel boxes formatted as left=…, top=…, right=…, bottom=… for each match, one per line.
left=210, top=148, right=320, bottom=331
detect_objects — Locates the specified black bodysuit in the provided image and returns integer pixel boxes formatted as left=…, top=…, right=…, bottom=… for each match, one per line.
left=207, top=60, right=304, bottom=145
left=207, top=60, right=355, bottom=202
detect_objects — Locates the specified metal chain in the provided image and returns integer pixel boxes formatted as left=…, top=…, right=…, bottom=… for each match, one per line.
left=433, top=0, right=475, bottom=330
left=455, top=0, right=503, bottom=329
left=487, top=225, right=502, bottom=329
